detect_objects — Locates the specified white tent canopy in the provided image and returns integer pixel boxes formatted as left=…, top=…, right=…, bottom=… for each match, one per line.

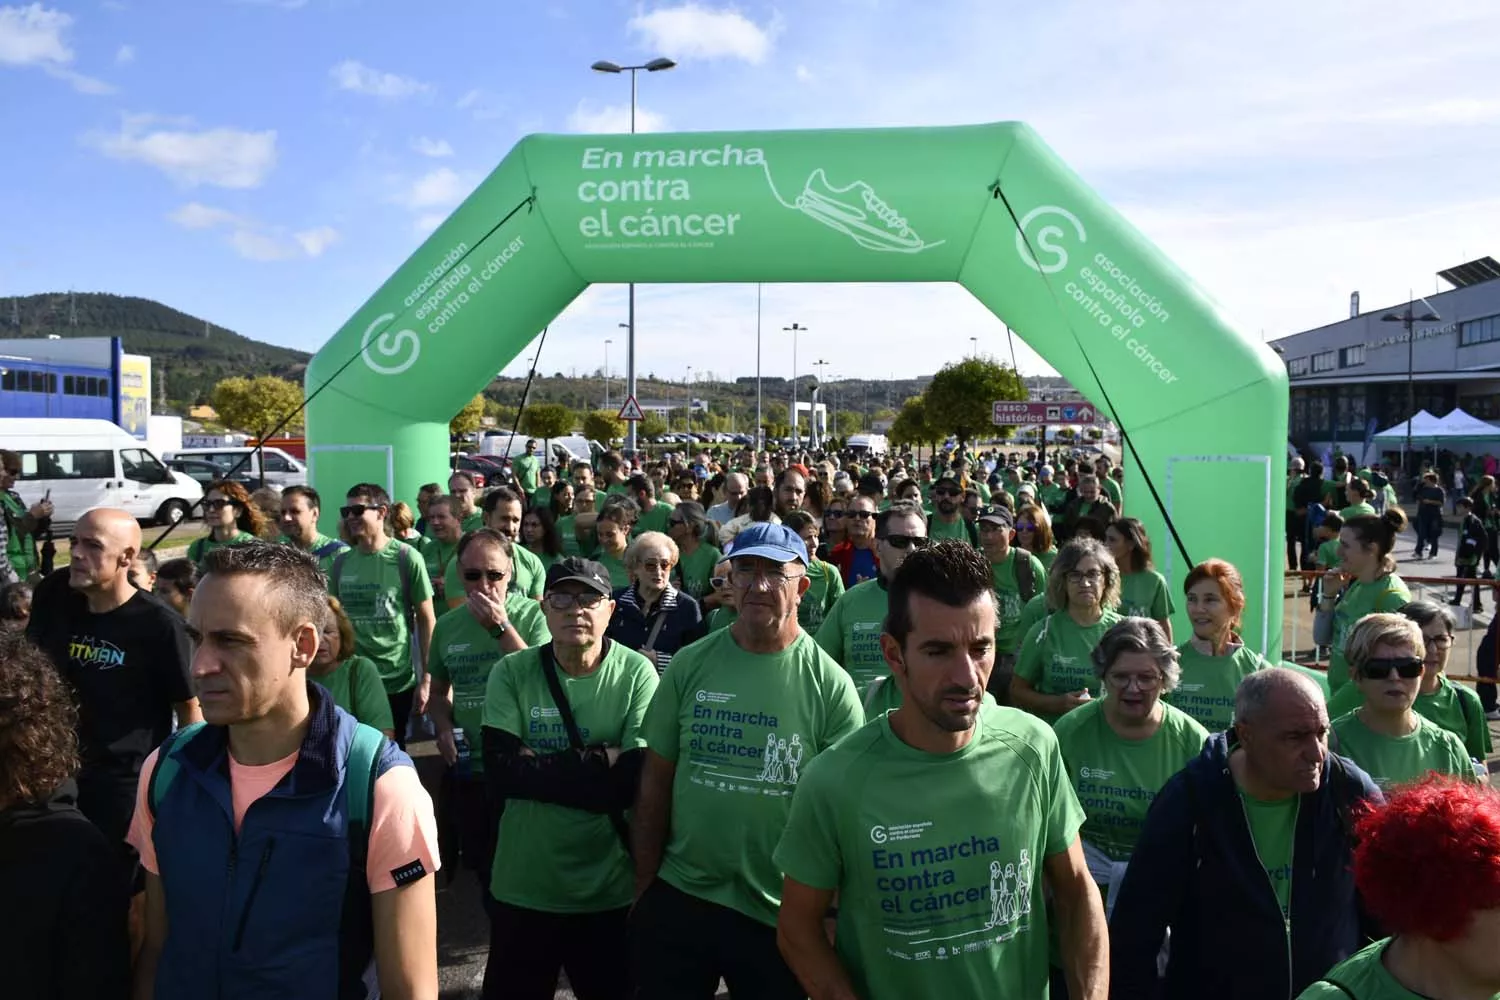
left=1434, top=408, right=1500, bottom=441
left=1372, top=409, right=1444, bottom=445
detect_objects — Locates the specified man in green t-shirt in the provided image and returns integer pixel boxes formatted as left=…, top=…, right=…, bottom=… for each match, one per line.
left=511, top=439, right=541, bottom=495
left=777, top=540, right=1104, bottom=1000
left=329, top=482, right=437, bottom=749
left=277, top=485, right=349, bottom=578
left=415, top=495, right=462, bottom=606
left=429, top=528, right=550, bottom=891
left=1094, top=455, right=1123, bottom=509
left=816, top=500, right=929, bottom=692
left=633, top=522, right=863, bottom=999
left=976, top=503, right=1045, bottom=701
left=479, top=555, right=657, bottom=992
left=927, top=475, right=976, bottom=544
left=0, top=448, right=49, bottom=581
left=480, top=486, right=544, bottom=599
left=628, top=473, right=672, bottom=538
left=440, top=471, right=485, bottom=535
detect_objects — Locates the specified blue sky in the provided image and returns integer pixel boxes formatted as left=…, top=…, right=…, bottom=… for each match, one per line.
left=2, top=0, right=1498, bottom=386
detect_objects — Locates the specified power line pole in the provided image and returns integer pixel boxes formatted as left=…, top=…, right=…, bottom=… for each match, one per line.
left=68, top=291, right=77, bottom=326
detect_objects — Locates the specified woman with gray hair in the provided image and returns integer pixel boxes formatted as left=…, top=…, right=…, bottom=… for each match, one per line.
left=606, top=530, right=703, bottom=674
left=1012, top=537, right=1125, bottom=724
left=1325, top=600, right=1491, bottom=759
left=1329, top=612, right=1478, bottom=791
left=1054, top=618, right=1210, bottom=918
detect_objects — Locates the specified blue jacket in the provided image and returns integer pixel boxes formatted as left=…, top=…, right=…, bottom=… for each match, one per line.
left=151, top=684, right=410, bottom=1000
left=606, top=582, right=704, bottom=673
left=1109, top=731, right=1383, bottom=1000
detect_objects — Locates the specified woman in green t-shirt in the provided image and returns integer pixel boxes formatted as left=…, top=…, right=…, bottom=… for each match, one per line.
left=521, top=507, right=562, bottom=572
left=549, top=480, right=583, bottom=558
left=1339, top=478, right=1377, bottom=521
left=188, top=480, right=265, bottom=568
left=1296, top=777, right=1500, bottom=1000
left=1015, top=502, right=1059, bottom=573
left=1322, top=508, right=1412, bottom=692
left=1171, top=558, right=1268, bottom=732
left=1330, top=613, right=1477, bottom=792
left=309, top=596, right=396, bottom=738
left=592, top=497, right=637, bottom=591
left=1106, top=516, right=1174, bottom=640
left=782, top=511, right=845, bottom=633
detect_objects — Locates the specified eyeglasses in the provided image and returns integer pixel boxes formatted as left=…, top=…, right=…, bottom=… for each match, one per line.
left=1066, top=570, right=1104, bottom=586
left=729, top=567, right=806, bottom=588
left=1424, top=633, right=1455, bottom=649
left=932, top=487, right=960, bottom=498
left=1358, top=656, right=1424, bottom=680
left=824, top=510, right=845, bottom=519
left=1016, top=522, right=1036, bottom=532
left=463, top=569, right=506, bottom=583
left=544, top=591, right=607, bottom=611
left=882, top=534, right=929, bottom=551
left=204, top=499, right=239, bottom=511
left=1105, top=672, right=1162, bottom=692
left=845, top=510, right=876, bottom=521
left=340, top=503, right=383, bottom=519
left=638, top=559, right=673, bottom=572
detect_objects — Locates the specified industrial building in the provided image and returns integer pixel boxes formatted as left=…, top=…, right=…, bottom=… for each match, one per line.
left=0, top=337, right=152, bottom=438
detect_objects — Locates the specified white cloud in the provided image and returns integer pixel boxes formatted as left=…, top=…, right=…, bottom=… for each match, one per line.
left=92, top=114, right=277, bottom=188
left=293, top=226, right=339, bottom=257
left=414, top=212, right=447, bottom=235
left=402, top=166, right=474, bottom=210
left=114, top=43, right=133, bottom=64
left=795, top=64, right=814, bottom=83
left=230, top=228, right=299, bottom=261
left=0, top=4, right=114, bottom=93
left=627, top=3, right=775, bottom=63
left=455, top=87, right=506, bottom=121
left=168, top=202, right=246, bottom=229
left=410, top=136, right=453, bottom=158
left=567, top=100, right=667, bottom=134
left=167, top=201, right=339, bottom=262
left=330, top=59, right=431, bottom=99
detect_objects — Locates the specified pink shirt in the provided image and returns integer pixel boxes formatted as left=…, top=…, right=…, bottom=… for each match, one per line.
left=127, top=746, right=440, bottom=893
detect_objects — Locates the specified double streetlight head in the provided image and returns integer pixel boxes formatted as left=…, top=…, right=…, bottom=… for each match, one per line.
left=591, top=57, right=677, bottom=74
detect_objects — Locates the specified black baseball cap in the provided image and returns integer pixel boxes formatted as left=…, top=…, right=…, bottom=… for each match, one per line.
left=977, top=504, right=1014, bottom=528
left=544, top=557, right=613, bottom=597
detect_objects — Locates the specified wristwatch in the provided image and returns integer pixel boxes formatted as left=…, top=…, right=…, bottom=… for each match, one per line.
left=488, top=621, right=510, bottom=639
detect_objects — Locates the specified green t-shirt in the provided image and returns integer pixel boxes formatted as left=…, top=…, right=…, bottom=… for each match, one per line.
left=596, top=549, right=630, bottom=591
left=1034, top=546, right=1058, bottom=574
left=312, top=654, right=395, bottom=733
left=429, top=600, right=551, bottom=772
left=1295, top=938, right=1423, bottom=1000
left=1240, top=789, right=1297, bottom=920
left=1327, top=675, right=1492, bottom=760
left=1119, top=570, right=1174, bottom=621
left=1168, top=642, right=1268, bottom=732
left=1038, top=483, right=1068, bottom=512
left=991, top=548, right=1047, bottom=654
left=814, top=579, right=892, bottom=693
left=928, top=515, right=973, bottom=544
left=1329, top=711, right=1477, bottom=791
left=281, top=531, right=348, bottom=578
left=557, top=514, right=584, bottom=557
left=511, top=453, right=539, bottom=493
left=798, top=558, right=846, bottom=634
left=1339, top=503, right=1376, bottom=520
left=416, top=535, right=460, bottom=600
left=633, top=500, right=672, bottom=538
left=1285, top=473, right=1304, bottom=508
left=484, top=641, right=659, bottom=912
left=773, top=704, right=1084, bottom=1000
left=531, top=485, right=553, bottom=511
left=1016, top=592, right=1050, bottom=647
left=1100, top=476, right=1122, bottom=508
left=1, top=492, right=36, bottom=578
left=1015, top=609, right=1125, bottom=725
left=329, top=539, right=434, bottom=694
left=1315, top=538, right=1340, bottom=570
left=1053, top=700, right=1209, bottom=863
left=1329, top=575, right=1411, bottom=691
left=188, top=530, right=259, bottom=568
left=642, top=628, right=863, bottom=926
left=704, top=606, right=738, bottom=632
left=674, top=543, right=722, bottom=603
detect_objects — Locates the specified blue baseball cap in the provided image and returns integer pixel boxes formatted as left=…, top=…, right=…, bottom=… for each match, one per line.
left=727, top=522, right=809, bottom=565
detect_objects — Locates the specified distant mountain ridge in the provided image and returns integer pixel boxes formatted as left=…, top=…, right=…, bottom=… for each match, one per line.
left=1, top=292, right=309, bottom=405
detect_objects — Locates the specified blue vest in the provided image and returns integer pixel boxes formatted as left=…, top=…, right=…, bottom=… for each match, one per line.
left=151, top=685, right=409, bottom=1000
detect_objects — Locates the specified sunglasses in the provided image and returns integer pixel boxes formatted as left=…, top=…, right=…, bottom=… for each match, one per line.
left=845, top=510, right=876, bottom=521
left=340, top=503, right=384, bottom=519
left=825, top=510, right=846, bottom=519
left=463, top=569, right=506, bottom=583
left=204, top=499, right=239, bottom=511
left=932, top=487, right=960, bottom=498
left=1358, top=656, right=1424, bottom=680
left=1016, top=522, right=1036, bottom=532
left=882, top=534, right=929, bottom=550
left=544, top=591, right=607, bottom=610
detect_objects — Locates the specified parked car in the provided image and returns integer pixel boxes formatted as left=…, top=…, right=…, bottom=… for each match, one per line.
left=168, top=457, right=257, bottom=491
left=447, top=454, right=489, bottom=488
left=165, top=445, right=307, bottom=488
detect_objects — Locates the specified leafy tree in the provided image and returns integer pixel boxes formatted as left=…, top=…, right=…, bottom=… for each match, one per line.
left=833, top=411, right=863, bottom=439
left=450, top=394, right=485, bottom=437
left=923, top=358, right=1027, bottom=450
left=639, top=414, right=668, bottom=439
left=583, top=410, right=625, bottom=443
left=519, top=403, right=574, bottom=440
left=889, top=396, right=933, bottom=449
left=211, top=375, right=304, bottom=437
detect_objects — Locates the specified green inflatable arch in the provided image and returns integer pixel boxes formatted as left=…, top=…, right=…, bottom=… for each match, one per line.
left=305, top=122, right=1289, bottom=657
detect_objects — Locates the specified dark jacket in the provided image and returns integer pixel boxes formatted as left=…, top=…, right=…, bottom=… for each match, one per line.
left=1109, top=732, right=1383, bottom=1000
left=606, top=583, right=703, bottom=673
left=0, top=780, right=131, bottom=1000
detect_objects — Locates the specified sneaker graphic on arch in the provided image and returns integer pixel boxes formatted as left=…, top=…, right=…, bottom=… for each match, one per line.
left=792, top=168, right=945, bottom=254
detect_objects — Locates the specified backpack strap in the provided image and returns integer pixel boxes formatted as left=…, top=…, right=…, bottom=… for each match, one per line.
left=312, top=538, right=346, bottom=560
left=1015, top=549, right=1037, bottom=603
left=344, top=723, right=386, bottom=879
left=396, top=542, right=416, bottom=620
left=148, top=722, right=207, bottom=819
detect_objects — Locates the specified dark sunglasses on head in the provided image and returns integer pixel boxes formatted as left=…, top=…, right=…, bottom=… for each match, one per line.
left=340, top=503, right=382, bottom=519
left=1358, top=656, right=1424, bottom=680
left=463, top=569, right=506, bottom=583
left=882, top=534, right=929, bottom=551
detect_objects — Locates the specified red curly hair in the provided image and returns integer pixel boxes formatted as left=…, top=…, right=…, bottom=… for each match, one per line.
left=1184, top=559, right=1246, bottom=647
left=1354, top=775, right=1500, bottom=942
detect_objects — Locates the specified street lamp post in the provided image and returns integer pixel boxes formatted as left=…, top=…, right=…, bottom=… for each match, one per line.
left=591, top=56, right=677, bottom=457
left=1381, top=299, right=1440, bottom=480
left=604, top=338, right=612, bottom=410
left=812, top=359, right=830, bottom=445
left=685, top=366, right=693, bottom=436
left=969, top=336, right=978, bottom=357
left=784, top=323, right=808, bottom=449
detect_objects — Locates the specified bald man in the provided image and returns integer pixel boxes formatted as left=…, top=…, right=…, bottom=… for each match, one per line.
left=27, top=508, right=199, bottom=866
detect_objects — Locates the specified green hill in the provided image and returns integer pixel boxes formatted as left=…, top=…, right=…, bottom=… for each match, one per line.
left=2, top=292, right=309, bottom=406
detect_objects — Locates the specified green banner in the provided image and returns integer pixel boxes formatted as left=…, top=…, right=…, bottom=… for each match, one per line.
left=305, top=122, right=1288, bottom=659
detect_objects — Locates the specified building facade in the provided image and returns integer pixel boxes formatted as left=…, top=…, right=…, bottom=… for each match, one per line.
left=0, top=337, right=153, bottom=438
left=1268, top=259, right=1500, bottom=459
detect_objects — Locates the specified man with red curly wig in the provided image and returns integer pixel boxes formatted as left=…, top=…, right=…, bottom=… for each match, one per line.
left=1298, top=776, right=1500, bottom=999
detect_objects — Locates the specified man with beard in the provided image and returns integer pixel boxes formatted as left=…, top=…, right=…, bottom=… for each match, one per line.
left=927, top=475, right=978, bottom=545
left=776, top=541, right=1105, bottom=1000
left=774, top=468, right=808, bottom=520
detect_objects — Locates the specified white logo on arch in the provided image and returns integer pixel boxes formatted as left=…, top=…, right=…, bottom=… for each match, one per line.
left=1015, top=205, right=1086, bottom=275
left=360, top=313, right=422, bottom=376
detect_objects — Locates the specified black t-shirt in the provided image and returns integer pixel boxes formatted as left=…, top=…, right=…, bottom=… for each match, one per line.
left=26, top=569, right=193, bottom=778
left=1417, top=484, right=1446, bottom=506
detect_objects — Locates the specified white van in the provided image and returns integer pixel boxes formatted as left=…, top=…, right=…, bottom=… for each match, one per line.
left=166, top=445, right=307, bottom=487
left=0, top=418, right=205, bottom=527
left=479, top=432, right=599, bottom=467
left=846, top=433, right=890, bottom=456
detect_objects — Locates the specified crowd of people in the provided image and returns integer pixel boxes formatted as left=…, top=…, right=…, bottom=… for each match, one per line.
left=2, top=438, right=1500, bottom=1000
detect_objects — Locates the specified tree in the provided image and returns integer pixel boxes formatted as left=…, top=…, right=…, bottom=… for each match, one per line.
left=211, top=375, right=305, bottom=437
left=834, top=410, right=863, bottom=439
left=519, top=403, right=574, bottom=441
left=583, top=410, right=625, bottom=443
left=923, top=358, right=1027, bottom=450
left=639, top=413, right=668, bottom=440
left=889, top=396, right=934, bottom=450
left=450, top=394, right=485, bottom=437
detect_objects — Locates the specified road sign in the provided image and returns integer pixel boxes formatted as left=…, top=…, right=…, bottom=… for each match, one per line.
left=618, top=395, right=646, bottom=422
left=991, top=401, right=1096, bottom=425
